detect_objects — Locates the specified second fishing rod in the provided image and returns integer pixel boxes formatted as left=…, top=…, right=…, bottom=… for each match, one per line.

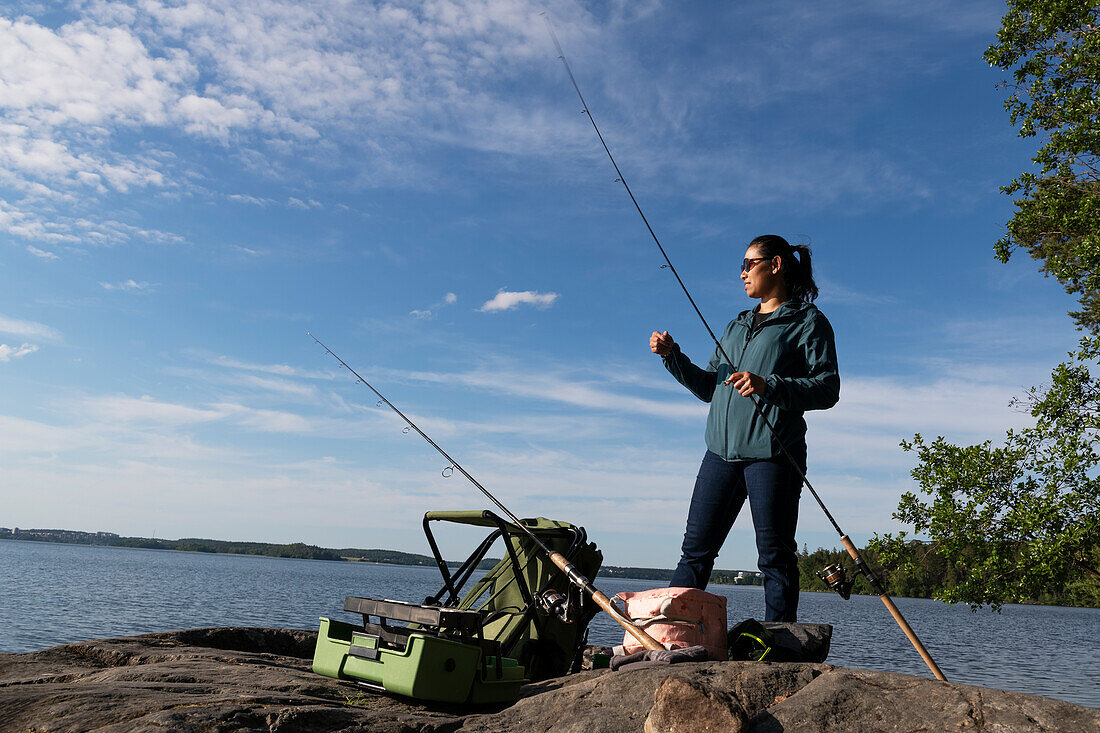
left=544, top=18, right=947, bottom=682
left=307, top=333, right=665, bottom=653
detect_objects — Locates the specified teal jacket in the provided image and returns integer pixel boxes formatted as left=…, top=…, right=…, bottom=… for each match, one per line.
left=662, top=300, right=840, bottom=463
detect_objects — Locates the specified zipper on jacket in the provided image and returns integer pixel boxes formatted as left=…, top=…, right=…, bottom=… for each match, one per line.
left=735, top=313, right=782, bottom=371
left=729, top=312, right=790, bottom=457
left=723, top=319, right=755, bottom=457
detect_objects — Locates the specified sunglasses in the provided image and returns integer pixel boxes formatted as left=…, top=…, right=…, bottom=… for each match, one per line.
left=741, top=257, right=772, bottom=273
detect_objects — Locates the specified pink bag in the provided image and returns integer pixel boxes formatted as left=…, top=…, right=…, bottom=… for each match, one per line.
left=612, top=587, right=728, bottom=661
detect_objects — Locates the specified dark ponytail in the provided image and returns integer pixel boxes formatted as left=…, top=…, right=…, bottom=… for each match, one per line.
left=749, top=234, right=819, bottom=303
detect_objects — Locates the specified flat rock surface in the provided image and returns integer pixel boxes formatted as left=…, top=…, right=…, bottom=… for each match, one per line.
left=1, top=628, right=1096, bottom=732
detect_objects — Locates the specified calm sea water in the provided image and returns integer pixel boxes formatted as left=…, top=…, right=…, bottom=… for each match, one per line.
left=2, top=540, right=1097, bottom=708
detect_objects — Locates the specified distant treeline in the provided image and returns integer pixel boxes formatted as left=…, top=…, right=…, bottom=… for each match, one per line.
left=796, top=543, right=1100, bottom=608
left=2, top=528, right=765, bottom=581
left=123, top=538, right=349, bottom=561
left=598, top=565, right=672, bottom=581
left=598, top=565, right=765, bottom=586
left=2, top=528, right=446, bottom=564
left=25, top=528, right=1098, bottom=606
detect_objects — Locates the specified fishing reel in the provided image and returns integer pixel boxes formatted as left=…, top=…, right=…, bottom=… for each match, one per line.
left=817, top=563, right=856, bottom=600
left=535, top=588, right=574, bottom=623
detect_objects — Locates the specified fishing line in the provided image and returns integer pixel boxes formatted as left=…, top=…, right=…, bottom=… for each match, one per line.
left=543, top=15, right=947, bottom=681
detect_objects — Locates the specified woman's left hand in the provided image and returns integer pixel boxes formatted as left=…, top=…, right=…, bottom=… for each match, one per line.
left=724, top=371, right=765, bottom=396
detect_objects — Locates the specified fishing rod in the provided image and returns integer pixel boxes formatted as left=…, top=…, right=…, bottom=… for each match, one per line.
left=307, top=332, right=664, bottom=652
left=543, top=17, right=947, bottom=682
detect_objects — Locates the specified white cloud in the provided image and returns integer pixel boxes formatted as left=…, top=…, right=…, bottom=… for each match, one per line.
left=84, top=394, right=224, bottom=425
left=0, top=124, right=167, bottom=193
left=0, top=200, right=182, bottom=246
left=0, top=0, right=959, bottom=260
left=0, top=18, right=186, bottom=128
left=399, top=365, right=705, bottom=421
left=0, top=414, right=105, bottom=454
left=81, top=393, right=316, bottom=434
left=814, top=275, right=896, bottom=306
left=210, top=403, right=313, bottom=433
left=0, top=343, right=38, bottom=362
left=212, top=356, right=296, bottom=376
left=175, top=94, right=257, bottom=139
left=410, top=292, right=460, bottom=319
left=0, top=16, right=185, bottom=242
left=227, top=193, right=274, bottom=206
left=0, top=200, right=81, bottom=244
left=25, top=245, right=59, bottom=260
left=287, top=197, right=321, bottom=210
left=797, top=371, right=1038, bottom=533
left=203, top=352, right=335, bottom=380
left=0, top=0, right=598, bottom=205
left=478, top=288, right=559, bottom=313
left=815, top=374, right=1026, bottom=439
left=236, top=374, right=318, bottom=397
left=72, top=217, right=182, bottom=245
left=0, top=314, right=61, bottom=341
left=162, top=364, right=324, bottom=401
left=99, top=279, right=155, bottom=293
left=672, top=144, right=933, bottom=208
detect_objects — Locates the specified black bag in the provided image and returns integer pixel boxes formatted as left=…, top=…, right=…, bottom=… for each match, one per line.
left=728, top=619, right=832, bottom=663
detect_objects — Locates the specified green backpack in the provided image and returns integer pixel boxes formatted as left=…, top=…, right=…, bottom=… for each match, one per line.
left=421, top=510, right=603, bottom=681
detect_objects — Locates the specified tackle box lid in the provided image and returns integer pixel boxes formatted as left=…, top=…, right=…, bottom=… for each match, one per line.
left=344, top=596, right=484, bottom=635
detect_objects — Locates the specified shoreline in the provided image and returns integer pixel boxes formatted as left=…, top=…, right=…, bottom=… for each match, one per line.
left=2, top=627, right=1097, bottom=731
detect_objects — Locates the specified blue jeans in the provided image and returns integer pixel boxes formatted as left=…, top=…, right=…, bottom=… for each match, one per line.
left=670, top=450, right=803, bottom=621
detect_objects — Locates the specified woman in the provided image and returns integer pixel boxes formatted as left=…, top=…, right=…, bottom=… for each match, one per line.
left=650, top=234, right=839, bottom=622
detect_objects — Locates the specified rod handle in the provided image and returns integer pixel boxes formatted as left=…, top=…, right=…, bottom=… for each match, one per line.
left=838, top=536, right=948, bottom=681
left=548, top=552, right=664, bottom=652
left=838, top=534, right=862, bottom=561
left=878, top=593, right=948, bottom=681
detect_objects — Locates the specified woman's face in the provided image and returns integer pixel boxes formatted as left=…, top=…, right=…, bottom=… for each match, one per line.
left=740, top=246, right=781, bottom=300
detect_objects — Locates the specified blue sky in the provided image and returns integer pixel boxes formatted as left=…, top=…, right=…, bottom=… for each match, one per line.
left=0, top=0, right=1082, bottom=569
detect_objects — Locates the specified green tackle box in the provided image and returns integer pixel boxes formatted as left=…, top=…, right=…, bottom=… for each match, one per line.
left=313, top=598, right=526, bottom=705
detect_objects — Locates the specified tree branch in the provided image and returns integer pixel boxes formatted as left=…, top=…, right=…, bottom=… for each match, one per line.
left=1075, top=558, right=1100, bottom=580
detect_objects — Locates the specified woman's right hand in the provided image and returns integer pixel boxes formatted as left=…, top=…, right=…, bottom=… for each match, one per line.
left=650, top=330, right=676, bottom=356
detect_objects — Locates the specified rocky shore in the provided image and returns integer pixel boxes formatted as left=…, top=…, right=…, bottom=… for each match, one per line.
left=1, top=627, right=1095, bottom=732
